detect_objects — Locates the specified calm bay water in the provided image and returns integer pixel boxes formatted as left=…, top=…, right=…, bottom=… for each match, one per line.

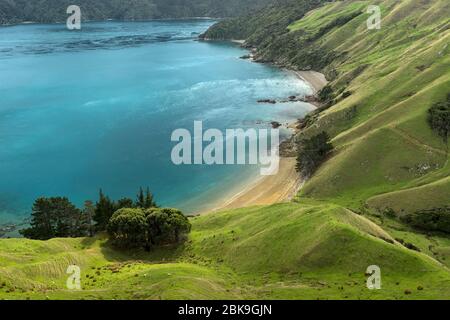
left=0, top=20, right=313, bottom=226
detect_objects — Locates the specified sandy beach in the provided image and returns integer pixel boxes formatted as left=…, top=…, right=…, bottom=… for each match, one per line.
left=213, top=157, right=302, bottom=211
left=206, top=70, right=328, bottom=213
left=294, top=70, right=328, bottom=93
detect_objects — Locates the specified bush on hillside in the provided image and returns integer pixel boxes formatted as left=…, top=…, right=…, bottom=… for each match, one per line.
left=107, top=207, right=191, bottom=250
left=295, top=131, right=333, bottom=177
left=342, top=91, right=352, bottom=99
left=19, top=187, right=159, bottom=239
left=146, top=208, right=191, bottom=245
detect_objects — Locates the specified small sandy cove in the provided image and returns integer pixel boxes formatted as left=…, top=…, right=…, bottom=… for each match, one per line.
left=215, top=157, right=302, bottom=211
left=206, top=71, right=328, bottom=213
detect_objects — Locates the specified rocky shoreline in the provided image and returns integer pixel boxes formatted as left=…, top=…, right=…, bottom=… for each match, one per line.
left=0, top=218, right=29, bottom=238
left=257, top=94, right=319, bottom=106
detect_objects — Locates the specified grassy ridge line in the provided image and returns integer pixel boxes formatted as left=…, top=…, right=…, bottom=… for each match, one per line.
left=204, top=0, right=449, bottom=212
left=200, top=0, right=330, bottom=41
left=2, top=202, right=450, bottom=299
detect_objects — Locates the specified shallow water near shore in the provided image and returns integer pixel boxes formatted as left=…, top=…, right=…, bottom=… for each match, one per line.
left=0, top=20, right=313, bottom=228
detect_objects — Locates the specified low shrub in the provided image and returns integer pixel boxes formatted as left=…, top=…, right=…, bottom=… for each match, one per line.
left=402, top=207, right=450, bottom=234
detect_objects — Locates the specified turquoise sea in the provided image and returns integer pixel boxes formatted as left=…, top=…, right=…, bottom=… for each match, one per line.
left=0, top=20, right=313, bottom=227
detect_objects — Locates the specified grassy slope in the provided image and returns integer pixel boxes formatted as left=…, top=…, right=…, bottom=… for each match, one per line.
left=205, top=0, right=449, bottom=213
left=2, top=202, right=450, bottom=300
left=291, top=0, right=450, bottom=213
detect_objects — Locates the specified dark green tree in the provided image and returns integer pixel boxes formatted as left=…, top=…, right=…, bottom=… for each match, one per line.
left=145, top=208, right=190, bottom=246
left=296, top=131, right=333, bottom=177
left=136, top=187, right=157, bottom=209
left=144, top=187, right=157, bottom=209
left=428, top=95, right=450, bottom=147
left=318, top=85, right=334, bottom=103
left=402, top=207, right=450, bottom=234
left=107, top=207, right=191, bottom=250
left=116, top=198, right=134, bottom=210
left=93, top=189, right=115, bottom=231
left=80, top=200, right=95, bottom=237
left=20, top=197, right=82, bottom=240
left=54, top=199, right=81, bottom=237
left=20, top=197, right=54, bottom=240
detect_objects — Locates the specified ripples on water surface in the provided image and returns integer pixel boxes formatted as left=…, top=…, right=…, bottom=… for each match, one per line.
left=0, top=20, right=314, bottom=227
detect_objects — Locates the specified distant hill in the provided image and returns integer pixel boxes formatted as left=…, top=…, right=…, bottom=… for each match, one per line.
left=0, top=0, right=274, bottom=25
left=1, top=0, right=450, bottom=300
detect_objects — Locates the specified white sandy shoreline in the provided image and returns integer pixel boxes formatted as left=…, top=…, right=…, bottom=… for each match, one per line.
left=294, top=70, right=328, bottom=94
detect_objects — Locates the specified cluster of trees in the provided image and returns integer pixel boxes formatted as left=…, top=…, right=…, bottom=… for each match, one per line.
left=295, top=131, right=333, bottom=178
left=20, top=187, right=158, bottom=240
left=94, top=188, right=156, bottom=231
left=20, top=186, right=192, bottom=249
left=0, top=0, right=273, bottom=25
left=428, top=94, right=450, bottom=147
left=20, top=187, right=192, bottom=248
left=108, top=208, right=191, bottom=250
left=402, top=207, right=450, bottom=234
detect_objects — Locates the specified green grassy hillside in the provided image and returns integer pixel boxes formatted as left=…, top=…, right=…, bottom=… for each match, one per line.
left=205, top=0, right=449, bottom=214
left=1, top=0, right=449, bottom=300
left=201, top=0, right=329, bottom=40
left=2, top=202, right=450, bottom=300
